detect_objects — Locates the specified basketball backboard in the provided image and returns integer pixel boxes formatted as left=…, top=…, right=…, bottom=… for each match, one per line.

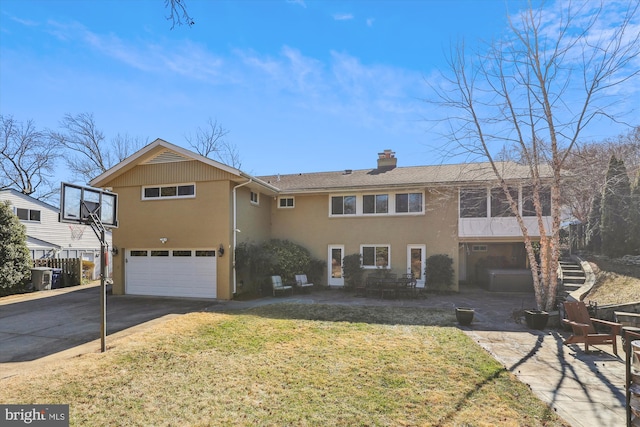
left=60, top=182, right=118, bottom=228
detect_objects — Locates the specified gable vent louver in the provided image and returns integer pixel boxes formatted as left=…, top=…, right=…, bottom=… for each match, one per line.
left=143, top=150, right=191, bottom=165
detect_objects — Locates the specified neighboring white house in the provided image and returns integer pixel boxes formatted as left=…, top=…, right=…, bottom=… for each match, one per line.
left=0, top=189, right=112, bottom=279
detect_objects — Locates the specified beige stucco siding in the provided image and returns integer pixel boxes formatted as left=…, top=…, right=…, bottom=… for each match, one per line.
left=235, top=186, right=272, bottom=245
left=105, top=161, right=237, bottom=188
left=270, top=189, right=460, bottom=289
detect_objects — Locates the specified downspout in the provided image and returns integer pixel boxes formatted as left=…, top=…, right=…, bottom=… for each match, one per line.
left=232, top=179, right=252, bottom=295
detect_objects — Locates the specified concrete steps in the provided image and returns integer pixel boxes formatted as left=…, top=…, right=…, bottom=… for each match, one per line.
left=559, top=260, right=586, bottom=296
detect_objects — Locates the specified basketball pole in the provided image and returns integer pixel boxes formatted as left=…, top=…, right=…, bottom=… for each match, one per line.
left=100, top=227, right=106, bottom=352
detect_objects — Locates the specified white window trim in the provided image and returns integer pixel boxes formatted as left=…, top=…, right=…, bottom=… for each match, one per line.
left=329, top=195, right=357, bottom=217
left=142, top=183, right=196, bottom=200
left=250, top=191, right=260, bottom=205
left=278, top=196, right=295, bottom=209
left=360, top=244, right=391, bottom=269
left=329, top=191, right=425, bottom=217
left=362, top=194, right=390, bottom=215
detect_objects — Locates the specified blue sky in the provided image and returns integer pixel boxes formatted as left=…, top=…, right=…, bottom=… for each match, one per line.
left=1, top=0, right=638, bottom=179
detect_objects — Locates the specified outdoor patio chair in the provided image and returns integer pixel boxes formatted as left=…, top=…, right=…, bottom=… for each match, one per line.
left=294, top=274, right=314, bottom=293
left=271, top=275, right=293, bottom=297
left=562, top=301, right=622, bottom=355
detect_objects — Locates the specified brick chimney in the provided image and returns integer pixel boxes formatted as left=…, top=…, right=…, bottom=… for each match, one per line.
left=377, top=149, right=397, bottom=169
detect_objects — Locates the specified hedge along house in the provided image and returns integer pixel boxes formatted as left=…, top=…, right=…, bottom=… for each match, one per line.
left=90, top=139, right=552, bottom=300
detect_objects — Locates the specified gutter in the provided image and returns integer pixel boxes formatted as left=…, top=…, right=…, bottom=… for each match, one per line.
left=232, top=179, right=252, bottom=295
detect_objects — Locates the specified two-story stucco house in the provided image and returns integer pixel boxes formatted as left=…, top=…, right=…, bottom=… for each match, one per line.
left=0, top=189, right=112, bottom=279
left=89, top=138, right=552, bottom=300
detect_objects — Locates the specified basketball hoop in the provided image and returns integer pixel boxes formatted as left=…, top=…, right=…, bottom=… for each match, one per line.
left=69, top=224, right=85, bottom=240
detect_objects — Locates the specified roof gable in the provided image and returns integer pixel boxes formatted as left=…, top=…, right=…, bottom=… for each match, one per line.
left=0, top=189, right=59, bottom=212
left=90, top=138, right=242, bottom=188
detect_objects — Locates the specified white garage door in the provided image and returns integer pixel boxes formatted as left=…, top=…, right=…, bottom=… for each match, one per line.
left=126, top=249, right=217, bottom=298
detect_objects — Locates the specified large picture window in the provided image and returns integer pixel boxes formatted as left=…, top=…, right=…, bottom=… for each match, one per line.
left=460, top=189, right=487, bottom=218
left=331, top=195, right=356, bottom=215
left=363, top=194, right=388, bottom=214
left=361, top=245, right=390, bottom=268
left=143, top=183, right=195, bottom=200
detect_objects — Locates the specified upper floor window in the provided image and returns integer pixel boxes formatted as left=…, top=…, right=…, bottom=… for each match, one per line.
left=491, top=187, right=518, bottom=217
left=522, top=186, right=551, bottom=216
left=16, top=208, right=41, bottom=222
left=143, top=183, right=195, bottom=200
left=395, top=193, right=423, bottom=213
left=331, top=195, right=356, bottom=215
left=363, top=194, right=388, bottom=214
left=250, top=191, right=259, bottom=205
left=278, top=197, right=294, bottom=208
left=460, top=189, right=488, bottom=218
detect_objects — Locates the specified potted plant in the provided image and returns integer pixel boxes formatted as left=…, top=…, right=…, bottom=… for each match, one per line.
left=455, top=307, right=475, bottom=326
left=524, top=309, right=549, bottom=330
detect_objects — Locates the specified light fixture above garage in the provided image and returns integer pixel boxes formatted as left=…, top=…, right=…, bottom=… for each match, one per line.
left=160, top=237, right=168, bottom=244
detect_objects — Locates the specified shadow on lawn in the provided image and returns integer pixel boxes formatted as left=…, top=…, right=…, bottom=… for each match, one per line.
left=241, top=302, right=458, bottom=327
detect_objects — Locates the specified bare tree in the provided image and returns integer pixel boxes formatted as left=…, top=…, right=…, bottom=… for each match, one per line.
left=166, top=0, right=194, bottom=29
left=431, top=1, right=640, bottom=311
left=0, top=115, right=59, bottom=200
left=563, top=126, right=640, bottom=224
left=186, top=118, right=241, bottom=168
left=52, top=113, right=145, bottom=184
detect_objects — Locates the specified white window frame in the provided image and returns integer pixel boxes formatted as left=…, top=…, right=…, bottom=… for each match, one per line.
left=250, top=191, right=260, bottom=205
left=363, top=194, right=389, bottom=215
left=142, top=183, right=196, bottom=200
left=330, top=195, right=357, bottom=216
left=15, top=207, right=41, bottom=222
left=394, top=192, right=424, bottom=214
left=360, top=244, right=391, bottom=269
left=278, top=197, right=295, bottom=208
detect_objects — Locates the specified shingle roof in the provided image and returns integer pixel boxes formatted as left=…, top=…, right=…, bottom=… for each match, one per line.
left=257, top=161, right=550, bottom=193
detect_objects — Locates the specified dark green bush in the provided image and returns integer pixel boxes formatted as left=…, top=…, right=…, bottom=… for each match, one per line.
left=342, top=253, right=364, bottom=289
left=425, top=254, right=454, bottom=291
left=235, top=239, right=325, bottom=293
left=0, top=201, right=31, bottom=296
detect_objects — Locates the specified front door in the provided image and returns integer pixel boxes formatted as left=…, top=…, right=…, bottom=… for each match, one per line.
left=328, top=245, right=344, bottom=287
left=407, top=245, right=426, bottom=287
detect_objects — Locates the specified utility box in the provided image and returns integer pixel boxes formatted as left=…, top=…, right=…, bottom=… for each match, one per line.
left=31, top=267, right=53, bottom=291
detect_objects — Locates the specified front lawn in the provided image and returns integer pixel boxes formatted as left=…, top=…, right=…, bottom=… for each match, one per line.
left=1, top=303, right=567, bottom=426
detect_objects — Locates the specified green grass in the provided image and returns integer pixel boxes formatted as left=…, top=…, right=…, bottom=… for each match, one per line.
left=1, top=304, right=567, bottom=426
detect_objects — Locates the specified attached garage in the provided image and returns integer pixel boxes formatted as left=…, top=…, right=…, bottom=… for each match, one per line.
left=125, top=249, right=217, bottom=298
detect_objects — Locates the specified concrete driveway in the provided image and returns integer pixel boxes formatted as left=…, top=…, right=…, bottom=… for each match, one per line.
left=0, top=283, right=217, bottom=365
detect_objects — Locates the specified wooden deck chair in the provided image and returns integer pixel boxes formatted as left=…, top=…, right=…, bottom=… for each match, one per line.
left=271, top=276, right=293, bottom=297
left=562, top=301, right=622, bottom=355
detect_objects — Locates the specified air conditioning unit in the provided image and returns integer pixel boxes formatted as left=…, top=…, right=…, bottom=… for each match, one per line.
left=31, top=267, right=53, bottom=291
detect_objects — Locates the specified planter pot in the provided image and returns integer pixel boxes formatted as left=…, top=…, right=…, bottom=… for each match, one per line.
left=455, top=307, right=475, bottom=326
left=525, top=310, right=549, bottom=330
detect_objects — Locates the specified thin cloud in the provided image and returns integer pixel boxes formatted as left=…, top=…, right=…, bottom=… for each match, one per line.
left=366, top=18, right=375, bottom=27
left=286, top=0, right=307, bottom=7
left=333, top=13, right=354, bottom=21
left=6, top=13, right=39, bottom=27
